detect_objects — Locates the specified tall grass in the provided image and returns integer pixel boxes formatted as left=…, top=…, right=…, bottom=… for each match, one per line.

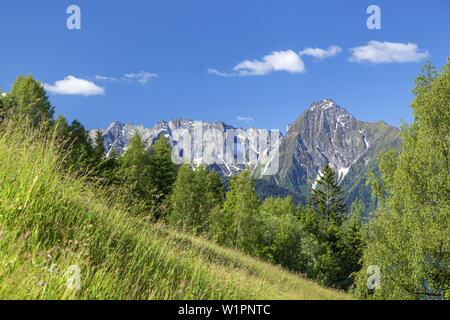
left=0, top=121, right=351, bottom=300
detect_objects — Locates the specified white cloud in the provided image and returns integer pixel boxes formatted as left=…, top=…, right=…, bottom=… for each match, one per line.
left=123, top=71, right=158, bottom=83
left=237, top=116, right=254, bottom=121
left=94, top=71, right=158, bottom=84
left=210, top=50, right=305, bottom=77
left=1, top=91, right=6, bottom=97
left=349, top=41, right=429, bottom=63
left=208, top=68, right=233, bottom=77
left=299, top=45, right=342, bottom=59
left=95, top=75, right=117, bottom=81
left=234, top=50, right=305, bottom=76
left=44, top=76, right=105, bottom=96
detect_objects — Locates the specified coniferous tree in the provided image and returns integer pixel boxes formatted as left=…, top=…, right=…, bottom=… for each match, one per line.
left=341, top=199, right=365, bottom=290
left=311, top=164, right=347, bottom=229
left=93, top=130, right=105, bottom=162
left=53, top=114, right=94, bottom=172
left=309, top=164, right=349, bottom=289
left=66, top=119, right=95, bottom=171
left=90, top=129, right=117, bottom=184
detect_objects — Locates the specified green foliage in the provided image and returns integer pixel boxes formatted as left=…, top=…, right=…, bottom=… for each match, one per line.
left=311, top=164, right=347, bottom=228
left=168, top=164, right=224, bottom=234
left=298, top=205, right=321, bottom=237
left=52, top=115, right=117, bottom=186
left=93, top=130, right=105, bottom=162
left=260, top=196, right=296, bottom=217
left=255, top=197, right=319, bottom=274
left=254, top=179, right=306, bottom=206
left=305, top=164, right=364, bottom=290
left=309, top=165, right=346, bottom=288
left=341, top=200, right=365, bottom=289
left=114, top=133, right=177, bottom=219
left=211, top=170, right=261, bottom=253
left=3, top=74, right=54, bottom=126
left=68, top=120, right=95, bottom=170
left=148, top=135, right=177, bottom=199
left=117, top=132, right=162, bottom=216
left=91, top=129, right=118, bottom=185
left=355, top=59, right=450, bottom=299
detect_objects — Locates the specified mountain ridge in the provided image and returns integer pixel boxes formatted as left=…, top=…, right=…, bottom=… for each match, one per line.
left=89, top=99, right=402, bottom=211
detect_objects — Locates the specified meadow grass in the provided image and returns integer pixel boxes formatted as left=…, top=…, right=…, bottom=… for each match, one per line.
left=0, top=121, right=351, bottom=300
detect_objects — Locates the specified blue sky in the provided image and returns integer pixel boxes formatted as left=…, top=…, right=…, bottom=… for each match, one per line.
left=0, top=0, right=449, bottom=132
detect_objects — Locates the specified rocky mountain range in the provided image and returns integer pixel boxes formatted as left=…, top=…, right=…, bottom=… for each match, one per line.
left=90, top=118, right=281, bottom=177
left=89, top=99, right=402, bottom=212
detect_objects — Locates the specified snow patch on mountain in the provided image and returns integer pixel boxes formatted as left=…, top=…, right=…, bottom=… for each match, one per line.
left=338, top=167, right=350, bottom=182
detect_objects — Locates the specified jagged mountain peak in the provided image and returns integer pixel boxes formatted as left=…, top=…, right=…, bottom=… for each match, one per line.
left=304, top=99, right=355, bottom=126
left=287, top=100, right=357, bottom=140
left=105, top=120, right=124, bottom=131
left=307, top=99, right=349, bottom=113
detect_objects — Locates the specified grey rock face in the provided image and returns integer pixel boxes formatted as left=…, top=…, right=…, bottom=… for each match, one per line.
left=280, top=99, right=371, bottom=184
left=89, top=119, right=281, bottom=177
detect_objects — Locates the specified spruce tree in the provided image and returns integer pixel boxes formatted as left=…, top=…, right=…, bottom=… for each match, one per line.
left=341, top=199, right=365, bottom=290
left=93, top=130, right=105, bottom=162
left=309, top=164, right=349, bottom=288
left=311, top=164, right=347, bottom=228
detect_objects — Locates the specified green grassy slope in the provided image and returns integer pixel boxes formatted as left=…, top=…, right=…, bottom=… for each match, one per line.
left=0, top=122, right=350, bottom=300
